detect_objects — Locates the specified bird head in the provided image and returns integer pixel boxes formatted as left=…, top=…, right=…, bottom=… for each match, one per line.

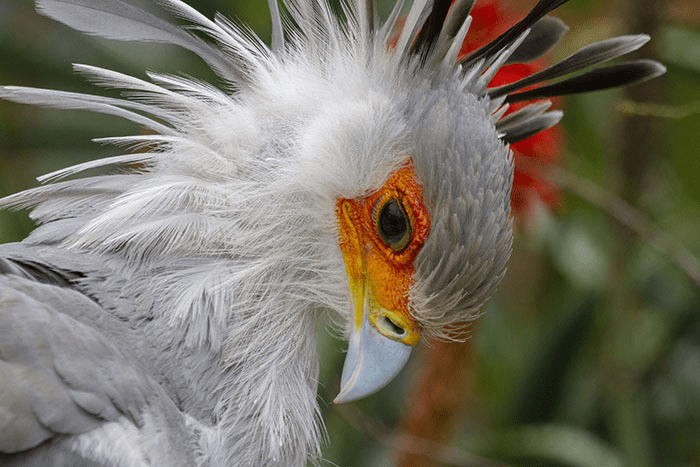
left=283, top=0, right=664, bottom=403
left=323, top=76, right=514, bottom=403
left=1, top=0, right=664, bottom=413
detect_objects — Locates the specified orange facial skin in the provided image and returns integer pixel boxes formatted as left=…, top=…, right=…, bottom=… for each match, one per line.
left=336, top=161, right=430, bottom=345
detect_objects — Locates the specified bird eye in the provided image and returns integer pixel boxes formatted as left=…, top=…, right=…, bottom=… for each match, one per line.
left=376, top=198, right=411, bottom=251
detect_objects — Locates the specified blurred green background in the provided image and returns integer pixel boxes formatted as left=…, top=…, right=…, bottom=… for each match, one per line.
left=1, top=0, right=699, bottom=466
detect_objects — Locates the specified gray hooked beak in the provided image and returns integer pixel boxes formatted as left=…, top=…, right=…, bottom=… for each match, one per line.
left=334, top=301, right=413, bottom=403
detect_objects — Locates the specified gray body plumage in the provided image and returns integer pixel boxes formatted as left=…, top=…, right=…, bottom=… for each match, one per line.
left=0, top=0, right=664, bottom=465
left=0, top=244, right=196, bottom=466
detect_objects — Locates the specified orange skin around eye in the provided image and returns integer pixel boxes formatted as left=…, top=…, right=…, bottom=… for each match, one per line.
left=336, top=162, right=430, bottom=343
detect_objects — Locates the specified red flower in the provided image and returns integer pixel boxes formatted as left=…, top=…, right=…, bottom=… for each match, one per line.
left=458, top=0, right=563, bottom=218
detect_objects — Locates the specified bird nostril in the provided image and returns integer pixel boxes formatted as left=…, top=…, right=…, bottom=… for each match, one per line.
left=380, top=315, right=406, bottom=338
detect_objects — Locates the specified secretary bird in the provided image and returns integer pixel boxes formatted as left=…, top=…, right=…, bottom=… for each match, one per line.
left=0, top=0, right=664, bottom=465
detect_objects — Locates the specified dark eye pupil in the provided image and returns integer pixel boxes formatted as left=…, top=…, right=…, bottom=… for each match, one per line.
left=379, top=200, right=408, bottom=244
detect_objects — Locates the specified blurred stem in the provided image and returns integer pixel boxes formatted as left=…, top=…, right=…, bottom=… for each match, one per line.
left=615, top=0, right=666, bottom=203
left=605, top=0, right=667, bottom=465
left=394, top=340, right=475, bottom=467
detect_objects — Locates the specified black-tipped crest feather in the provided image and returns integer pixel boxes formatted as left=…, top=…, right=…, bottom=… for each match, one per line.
left=504, top=60, right=666, bottom=103
left=505, top=16, right=568, bottom=64
left=500, top=111, right=562, bottom=144
left=489, top=34, right=652, bottom=99
left=460, top=0, right=570, bottom=66
left=411, top=0, right=452, bottom=58
left=441, top=0, right=476, bottom=42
